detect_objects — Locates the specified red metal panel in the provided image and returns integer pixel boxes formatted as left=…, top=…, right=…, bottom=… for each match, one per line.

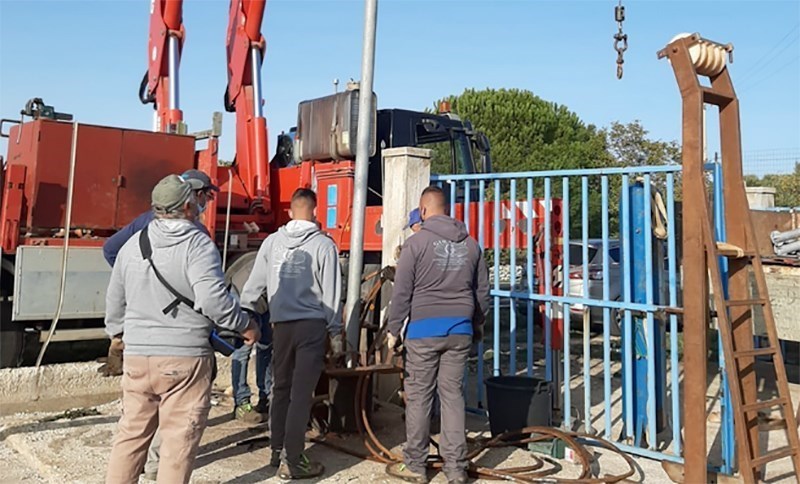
left=116, top=129, right=195, bottom=226
left=29, top=121, right=121, bottom=230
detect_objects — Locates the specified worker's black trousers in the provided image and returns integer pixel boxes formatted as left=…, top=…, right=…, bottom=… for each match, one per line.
left=269, top=319, right=327, bottom=465
left=403, top=334, right=471, bottom=479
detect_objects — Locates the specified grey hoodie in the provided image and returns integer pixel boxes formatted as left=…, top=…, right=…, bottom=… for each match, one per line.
left=240, top=220, right=342, bottom=335
left=387, top=214, right=490, bottom=337
left=105, top=218, right=250, bottom=357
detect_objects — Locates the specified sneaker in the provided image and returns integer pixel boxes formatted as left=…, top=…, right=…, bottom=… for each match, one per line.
left=446, top=475, right=468, bottom=484
left=234, top=402, right=264, bottom=424
left=278, top=454, right=324, bottom=480
left=269, top=449, right=282, bottom=467
left=386, top=462, right=428, bottom=483
left=142, top=470, right=157, bottom=481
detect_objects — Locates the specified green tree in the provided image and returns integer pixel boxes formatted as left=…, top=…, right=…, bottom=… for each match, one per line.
left=604, top=120, right=681, bottom=166
left=431, top=88, right=611, bottom=174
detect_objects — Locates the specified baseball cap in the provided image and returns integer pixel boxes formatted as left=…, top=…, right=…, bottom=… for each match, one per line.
left=152, top=174, right=204, bottom=213
left=405, top=208, right=422, bottom=229
left=181, top=169, right=220, bottom=192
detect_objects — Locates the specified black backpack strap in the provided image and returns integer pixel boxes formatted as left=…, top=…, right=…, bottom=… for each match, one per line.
left=139, top=226, right=196, bottom=315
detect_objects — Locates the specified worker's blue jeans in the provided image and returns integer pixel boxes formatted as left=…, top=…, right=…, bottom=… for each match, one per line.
left=231, top=316, right=273, bottom=407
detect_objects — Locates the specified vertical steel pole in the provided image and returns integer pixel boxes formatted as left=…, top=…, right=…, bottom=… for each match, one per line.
left=344, top=0, right=378, bottom=362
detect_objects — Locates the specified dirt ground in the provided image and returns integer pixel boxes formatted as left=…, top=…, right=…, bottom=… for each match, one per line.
left=1, top=386, right=668, bottom=484
left=2, top=340, right=799, bottom=483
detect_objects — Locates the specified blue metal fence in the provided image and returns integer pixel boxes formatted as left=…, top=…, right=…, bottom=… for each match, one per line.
left=431, top=164, right=707, bottom=464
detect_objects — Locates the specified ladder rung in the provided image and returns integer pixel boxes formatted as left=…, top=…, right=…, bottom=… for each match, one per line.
left=734, top=347, right=778, bottom=358
left=741, top=397, right=788, bottom=414
left=725, top=298, right=768, bottom=307
left=751, top=446, right=797, bottom=468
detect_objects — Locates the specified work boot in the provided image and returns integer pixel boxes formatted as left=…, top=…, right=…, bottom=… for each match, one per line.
left=269, top=449, right=282, bottom=467
left=278, top=454, right=324, bottom=480
left=234, top=402, right=264, bottom=424
left=254, top=399, right=269, bottom=416
left=386, top=463, right=428, bottom=483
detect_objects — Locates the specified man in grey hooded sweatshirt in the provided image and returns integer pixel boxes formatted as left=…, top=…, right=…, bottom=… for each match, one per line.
left=240, top=187, right=342, bottom=480
left=385, top=186, right=490, bottom=484
left=104, top=174, right=259, bottom=484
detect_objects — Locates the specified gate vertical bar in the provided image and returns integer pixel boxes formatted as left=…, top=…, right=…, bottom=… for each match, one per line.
left=621, top=173, right=634, bottom=440
left=713, top=161, right=735, bottom=473
left=581, top=176, right=591, bottom=430
left=527, top=178, right=535, bottom=376
left=464, top=181, right=471, bottom=232
left=544, top=178, right=553, bottom=382
left=666, top=173, right=681, bottom=456
left=562, top=177, right=572, bottom=429
left=510, top=180, right=518, bottom=374
left=493, top=179, right=501, bottom=377
left=644, top=175, right=657, bottom=450
left=450, top=182, right=457, bottom=220
left=478, top=180, right=486, bottom=407
left=602, top=175, right=612, bottom=438
left=464, top=179, right=472, bottom=400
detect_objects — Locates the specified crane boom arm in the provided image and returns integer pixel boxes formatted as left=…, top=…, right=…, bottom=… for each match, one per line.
left=140, top=0, right=186, bottom=134
left=225, top=0, right=271, bottom=215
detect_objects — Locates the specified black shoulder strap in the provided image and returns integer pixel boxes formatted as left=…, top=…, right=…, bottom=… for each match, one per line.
left=139, top=226, right=195, bottom=315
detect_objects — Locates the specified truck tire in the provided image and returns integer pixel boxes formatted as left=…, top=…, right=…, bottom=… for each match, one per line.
left=224, top=251, right=268, bottom=314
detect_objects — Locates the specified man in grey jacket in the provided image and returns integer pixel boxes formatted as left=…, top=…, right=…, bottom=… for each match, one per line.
left=105, top=174, right=259, bottom=484
left=385, top=186, right=490, bottom=484
left=240, top=188, right=342, bottom=480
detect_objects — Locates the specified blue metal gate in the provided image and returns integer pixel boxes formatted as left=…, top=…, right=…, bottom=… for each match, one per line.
left=430, top=163, right=735, bottom=468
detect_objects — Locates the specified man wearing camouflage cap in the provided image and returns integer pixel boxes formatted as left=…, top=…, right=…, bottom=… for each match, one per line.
left=104, top=174, right=259, bottom=484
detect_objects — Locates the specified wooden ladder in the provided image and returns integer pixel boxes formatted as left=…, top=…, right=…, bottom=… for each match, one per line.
left=703, top=207, right=800, bottom=481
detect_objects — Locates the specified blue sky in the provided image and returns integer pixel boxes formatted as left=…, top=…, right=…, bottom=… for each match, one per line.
left=1, top=0, right=798, bottom=175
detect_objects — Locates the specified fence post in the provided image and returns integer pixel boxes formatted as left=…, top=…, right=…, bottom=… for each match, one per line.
left=376, top=147, right=431, bottom=402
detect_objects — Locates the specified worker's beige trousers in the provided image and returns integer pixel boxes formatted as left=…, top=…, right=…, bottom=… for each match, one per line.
left=106, top=355, right=214, bottom=484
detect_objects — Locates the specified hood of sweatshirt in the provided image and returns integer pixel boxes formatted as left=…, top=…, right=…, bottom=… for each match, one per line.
left=148, top=218, right=202, bottom=249
left=420, top=215, right=468, bottom=242
left=277, top=220, right=323, bottom=249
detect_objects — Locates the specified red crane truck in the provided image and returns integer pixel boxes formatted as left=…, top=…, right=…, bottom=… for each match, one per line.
left=0, top=0, right=559, bottom=368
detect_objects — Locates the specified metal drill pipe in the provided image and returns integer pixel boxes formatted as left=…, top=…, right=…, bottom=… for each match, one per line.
left=344, top=0, right=378, bottom=364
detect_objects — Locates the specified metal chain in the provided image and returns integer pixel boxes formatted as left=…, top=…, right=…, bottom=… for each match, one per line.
left=613, top=0, right=628, bottom=79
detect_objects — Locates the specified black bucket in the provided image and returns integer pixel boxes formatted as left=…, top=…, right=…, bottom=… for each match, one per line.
left=485, top=376, right=553, bottom=438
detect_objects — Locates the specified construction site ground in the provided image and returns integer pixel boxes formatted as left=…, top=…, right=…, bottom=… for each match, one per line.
left=2, top=336, right=799, bottom=483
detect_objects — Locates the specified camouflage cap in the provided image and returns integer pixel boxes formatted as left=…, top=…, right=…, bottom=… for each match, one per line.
left=151, top=174, right=204, bottom=213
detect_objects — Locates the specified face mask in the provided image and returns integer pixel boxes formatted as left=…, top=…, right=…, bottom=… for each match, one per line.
left=197, top=201, right=207, bottom=214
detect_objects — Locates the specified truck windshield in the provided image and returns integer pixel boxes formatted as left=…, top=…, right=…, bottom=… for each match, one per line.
left=424, top=130, right=476, bottom=175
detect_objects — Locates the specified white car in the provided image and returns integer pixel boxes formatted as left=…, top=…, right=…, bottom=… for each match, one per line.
left=566, top=240, right=622, bottom=333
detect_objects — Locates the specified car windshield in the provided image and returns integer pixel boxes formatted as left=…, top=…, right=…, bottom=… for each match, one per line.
left=568, top=244, right=620, bottom=265
left=569, top=246, right=597, bottom=265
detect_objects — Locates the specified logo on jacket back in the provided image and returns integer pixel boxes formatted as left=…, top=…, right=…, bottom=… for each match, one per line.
left=273, top=246, right=311, bottom=279
left=433, top=240, right=469, bottom=271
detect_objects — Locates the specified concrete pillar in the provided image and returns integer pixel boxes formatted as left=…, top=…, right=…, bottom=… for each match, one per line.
left=376, top=147, right=431, bottom=402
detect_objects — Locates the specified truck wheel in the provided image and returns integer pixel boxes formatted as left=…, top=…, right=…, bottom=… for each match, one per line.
left=224, top=251, right=268, bottom=314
